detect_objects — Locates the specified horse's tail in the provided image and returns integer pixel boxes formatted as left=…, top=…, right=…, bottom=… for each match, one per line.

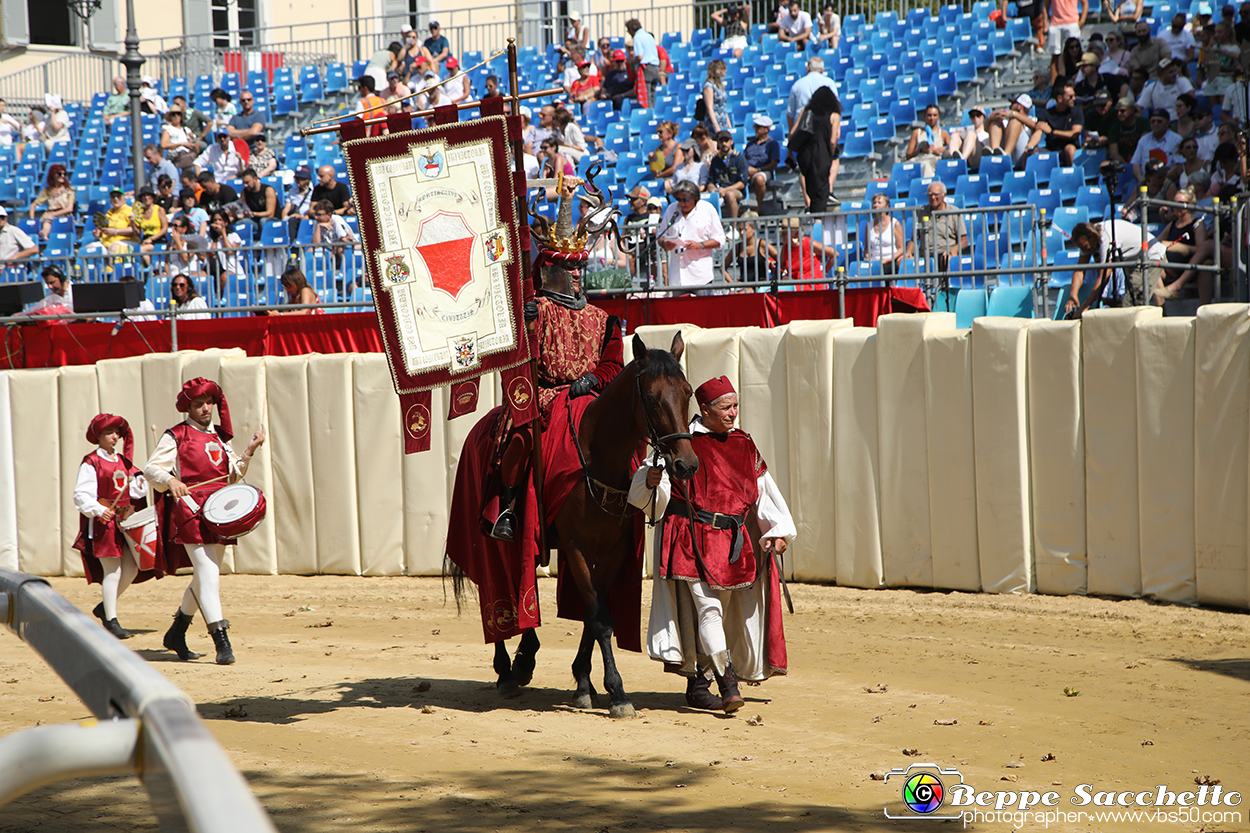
left=442, top=554, right=470, bottom=615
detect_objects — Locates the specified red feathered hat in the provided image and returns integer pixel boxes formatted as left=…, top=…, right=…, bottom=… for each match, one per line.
left=85, top=413, right=135, bottom=460
left=176, top=377, right=233, bottom=440
left=695, top=375, right=736, bottom=408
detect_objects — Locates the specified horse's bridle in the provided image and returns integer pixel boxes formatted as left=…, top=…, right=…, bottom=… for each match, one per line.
left=635, top=372, right=693, bottom=466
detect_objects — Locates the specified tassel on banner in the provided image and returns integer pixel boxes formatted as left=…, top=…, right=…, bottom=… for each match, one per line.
left=447, top=379, right=480, bottom=420
left=479, top=97, right=506, bottom=118
left=399, top=390, right=434, bottom=454
left=340, top=118, right=368, bottom=143
left=500, top=363, right=539, bottom=427
left=387, top=112, right=413, bottom=133
left=433, top=103, right=460, bottom=126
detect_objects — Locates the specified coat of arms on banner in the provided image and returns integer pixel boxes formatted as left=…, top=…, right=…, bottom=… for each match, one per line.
left=383, top=252, right=412, bottom=284
left=449, top=334, right=479, bottom=373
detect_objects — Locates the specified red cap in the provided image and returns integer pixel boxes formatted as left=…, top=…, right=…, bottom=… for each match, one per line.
left=86, top=413, right=134, bottom=460
left=695, top=375, right=736, bottom=408
left=612, top=49, right=627, bottom=61
left=176, top=377, right=234, bottom=440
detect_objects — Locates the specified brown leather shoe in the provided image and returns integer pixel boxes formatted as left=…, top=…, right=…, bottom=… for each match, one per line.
left=715, top=663, right=745, bottom=713
left=685, top=668, right=723, bottom=710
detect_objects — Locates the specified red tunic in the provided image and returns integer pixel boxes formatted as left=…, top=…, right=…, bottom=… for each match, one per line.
left=660, top=430, right=766, bottom=589
left=533, top=298, right=623, bottom=414
left=72, top=452, right=164, bottom=585
left=157, top=423, right=236, bottom=549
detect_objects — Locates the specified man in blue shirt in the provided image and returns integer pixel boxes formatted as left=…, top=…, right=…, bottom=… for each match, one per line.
left=743, top=115, right=781, bottom=208
left=626, top=19, right=660, bottom=109
left=424, top=22, right=451, bottom=73
left=786, top=55, right=838, bottom=129
left=707, top=130, right=749, bottom=218
left=143, top=144, right=179, bottom=187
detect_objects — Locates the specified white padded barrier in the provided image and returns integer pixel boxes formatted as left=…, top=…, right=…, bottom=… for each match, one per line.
left=57, top=366, right=100, bottom=576
left=924, top=329, right=981, bottom=592
left=353, top=354, right=405, bottom=577
left=1082, top=307, right=1160, bottom=597
left=877, top=312, right=955, bottom=587
left=971, top=318, right=1032, bottom=594
left=1027, top=320, right=1087, bottom=596
left=11, top=370, right=62, bottom=576
left=265, top=356, right=317, bottom=575
left=96, top=356, right=150, bottom=461
left=220, top=356, right=276, bottom=575
left=738, top=325, right=791, bottom=528
left=404, top=386, right=451, bottom=576
left=308, top=355, right=362, bottom=575
left=140, top=352, right=185, bottom=456
left=1135, top=317, right=1197, bottom=604
left=1193, top=305, right=1250, bottom=608
left=832, top=328, right=883, bottom=588
left=784, top=320, right=849, bottom=581
left=0, top=374, right=17, bottom=570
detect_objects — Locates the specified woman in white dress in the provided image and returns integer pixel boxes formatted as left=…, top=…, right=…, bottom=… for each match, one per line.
left=865, top=193, right=905, bottom=274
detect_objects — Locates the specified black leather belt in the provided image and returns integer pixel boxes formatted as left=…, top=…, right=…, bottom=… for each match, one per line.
left=665, top=501, right=748, bottom=565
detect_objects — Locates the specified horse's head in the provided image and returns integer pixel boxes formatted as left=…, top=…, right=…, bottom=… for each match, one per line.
left=632, top=332, right=699, bottom=481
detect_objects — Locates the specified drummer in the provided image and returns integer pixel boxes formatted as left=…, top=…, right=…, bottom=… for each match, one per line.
left=73, top=414, right=157, bottom=640
left=144, top=377, right=265, bottom=665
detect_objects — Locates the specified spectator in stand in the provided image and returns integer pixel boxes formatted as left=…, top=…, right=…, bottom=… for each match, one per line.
left=986, top=94, right=1038, bottom=164
left=538, top=136, right=576, bottom=192
left=139, top=76, right=167, bottom=114
left=1083, top=92, right=1117, bottom=145
left=708, top=131, right=748, bottom=219
left=1108, top=0, right=1142, bottom=23
left=273, top=266, right=322, bottom=314
left=593, top=37, right=615, bottom=74
left=366, top=42, right=403, bottom=92
left=22, top=106, right=45, bottom=147
left=1137, top=58, right=1194, bottom=121
left=248, top=134, right=277, bottom=177
left=763, top=216, right=827, bottom=288
left=1102, top=32, right=1133, bottom=79
left=689, top=123, right=717, bottom=163
left=816, top=3, right=842, bottom=49
left=561, top=47, right=598, bottom=93
left=170, top=96, right=210, bottom=146
left=599, top=49, right=634, bottom=109
left=195, top=132, right=245, bottom=181
left=179, top=168, right=202, bottom=202
left=424, top=22, right=450, bottom=75
left=1205, top=140, right=1244, bottom=197
left=568, top=10, right=591, bottom=50
left=29, top=164, right=75, bottom=240
left=482, top=75, right=504, bottom=99
left=207, top=210, right=243, bottom=298
left=240, top=168, right=277, bottom=227
left=0, top=206, right=38, bottom=263
left=554, top=107, right=596, bottom=161
left=910, top=181, right=967, bottom=271
left=1160, top=13, right=1198, bottom=65
left=625, top=19, right=660, bottom=108
left=865, top=192, right=906, bottom=274
left=133, top=186, right=169, bottom=258
left=723, top=208, right=770, bottom=284
left=569, top=60, right=601, bottom=107
left=668, top=140, right=709, bottom=194
left=1047, top=0, right=1089, bottom=84
left=656, top=180, right=726, bottom=292
left=0, top=99, right=19, bottom=160
left=22, top=264, right=73, bottom=314
left=1130, top=21, right=1168, bottom=76
left=906, top=104, right=952, bottom=177
left=102, top=77, right=129, bottom=125
left=41, top=94, right=71, bottom=152
left=1106, top=95, right=1149, bottom=169
left=174, top=188, right=210, bottom=234
left=787, top=56, right=837, bottom=130
left=701, top=60, right=732, bottom=135
left=651, top=120, right=683, bottom=180
left=1174, top=92, right=1198, bottom=139
left=208, top=89, right=237, bottom=133
left=312, top=164, right=351, bottom=215
left=227, top=91, right=265, bottom=152
left=161, top=109, right=198, bottom=169
left=383, top=71, right=412, bottom=114
left=399, top=29, right=432, bottom=85
left=143, top=144, right=179, bottom=186
left=196, top=171, right=239, bottom=215
left=169, top=275, right=211, bottom=319
left=1167, top=135, right=1209, bottom=194
left=777, top=0, right=814, bottom=50
left=165, top=214, right=207, bottom=276
left=744, top=115, right=780, bottom=208
left=1201, top=22, right=1241, bottom=105
left=282, top=166, right=314, bottom=235
left=310, top=199, right=356, bottom=271
left=1191, top=99, right=1219, bottom=158
left=1025, top=80, right=1085, bottom=165
left=791, top=85, right=840, bottom=212
left=523, top=104, right=557, bottom=155
left=86, top=189, right=140, bottom=263
left=711, top=3, right=751, bottom=58
left=155, top=174, right=177, bottom=212
left=1074, top=51, right=1109, bottom=105
left=1131, top=108, right=1182, bottom=181
left=948, top=108, right=991, bottom=170
left=1027, top=67, right=1052, bottom=107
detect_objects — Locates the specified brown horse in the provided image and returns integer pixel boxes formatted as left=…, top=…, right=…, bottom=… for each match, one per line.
left=457, top=332, right=699, bottom=718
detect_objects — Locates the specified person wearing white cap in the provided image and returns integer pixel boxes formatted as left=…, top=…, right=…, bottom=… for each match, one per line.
left=0, top=206, right=38, bottom=263
left=985, top=94, right=1037, bottom=165
left=41, top=93, right=71, bottom=152
left=567, top=9, right=590, bottom=49
left=140, top=76, right=168, bottom=115
left=743, top=114, right=780, bottom=207
left=1136, top=58, right=1194, bottom=122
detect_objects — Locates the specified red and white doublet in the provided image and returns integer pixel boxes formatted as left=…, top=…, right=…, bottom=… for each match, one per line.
left=532, top=295, right=623, bottom=414
left=629, top=418, right=795, bottom=682
left=72, top=448, right=151, bottom=581
left=145, top=420, right=249, bottom=550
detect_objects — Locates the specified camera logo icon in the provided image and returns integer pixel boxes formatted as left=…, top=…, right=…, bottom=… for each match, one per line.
left=883, top=763, right=965, bottom=820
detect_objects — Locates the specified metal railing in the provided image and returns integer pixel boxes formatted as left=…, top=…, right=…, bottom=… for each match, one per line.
left=0, top=566, right=277, bottom=833
left=0, top=53, right=119, bottom=110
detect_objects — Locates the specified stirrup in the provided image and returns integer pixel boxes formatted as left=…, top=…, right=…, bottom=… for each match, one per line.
left=489, top=507, right=517, bottom=542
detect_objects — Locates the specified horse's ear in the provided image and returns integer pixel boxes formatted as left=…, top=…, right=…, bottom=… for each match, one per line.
left=632, top=333, right=648, bottom=367
left=670, top=331, right=684, bottom=361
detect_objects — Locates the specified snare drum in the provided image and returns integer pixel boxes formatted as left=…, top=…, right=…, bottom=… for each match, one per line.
left=118, top=506, right=158, bottom=571
left=201, top=483, right=267, bottom=541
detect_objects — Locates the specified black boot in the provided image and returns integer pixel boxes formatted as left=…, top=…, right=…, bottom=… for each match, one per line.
left=93, top=603, right=132, bottom=639
left=163, top=610, right=203, bottom=660
left=208, top=620, right=235, bottom=665
left=714, top=662, right=745, bottom=713
left=685, top=667, right=724, bottom=711
left=489, top=484, right=518, bottom=542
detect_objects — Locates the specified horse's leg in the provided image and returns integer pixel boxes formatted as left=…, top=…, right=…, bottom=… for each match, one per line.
left=512, top=629, right=540, bottom=687
left=592, top=599, right=636, bottom=719
left=571, top=625, right=598, bottom=709
left=494, top=640, right=521, bottom=698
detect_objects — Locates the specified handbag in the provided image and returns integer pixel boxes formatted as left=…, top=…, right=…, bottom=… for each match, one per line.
left=789, top=108, right=815, bottom=154
left=694, top=96, right=708, bottom=122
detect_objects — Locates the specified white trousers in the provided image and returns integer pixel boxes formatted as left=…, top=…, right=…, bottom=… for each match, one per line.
left=99, top=537, right=140, bottom=620
left=180, top=543, right=225, bottom=624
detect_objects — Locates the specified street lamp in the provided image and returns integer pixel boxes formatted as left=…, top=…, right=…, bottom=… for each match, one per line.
left=69, top=0, right=146, bottom=192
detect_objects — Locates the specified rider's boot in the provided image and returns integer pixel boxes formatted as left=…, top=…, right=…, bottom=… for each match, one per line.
left=685, top=666, right=724, bottom=710
left=489, top=484, right=519, bottom=542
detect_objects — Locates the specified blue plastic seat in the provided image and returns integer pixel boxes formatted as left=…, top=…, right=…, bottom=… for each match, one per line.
left=954, top=173, right=989, bottom=207
left=1050, top=166, right=1085, bottom=200
left=1001, top=171, right=1037, bottom=204
left=1050, top=205, right=1089, bottom=237
left=1074, top=185, right=1109, bottom=219
left=935, top=157, right=967, bottom=190
left=1026, top=187, right=1062, bottom=216
left=954, top=288, right=988, bottom=327
left=977, top=153, right=1012, bottom=191
left=1024, top=151, right=1060, bottom=184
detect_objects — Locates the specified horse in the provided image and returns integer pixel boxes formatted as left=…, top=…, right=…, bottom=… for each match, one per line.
left=452, top=332, right=699, bottom=718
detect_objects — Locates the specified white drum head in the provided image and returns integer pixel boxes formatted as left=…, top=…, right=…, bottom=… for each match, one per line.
left=203, top=484, right=261, bottom=524
left=119, top=505, right=156, bottom=530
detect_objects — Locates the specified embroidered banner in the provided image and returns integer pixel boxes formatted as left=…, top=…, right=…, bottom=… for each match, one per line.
left=342, top=114, right=533, bottom=451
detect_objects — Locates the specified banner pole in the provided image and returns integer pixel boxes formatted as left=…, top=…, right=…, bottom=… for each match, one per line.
left=507, top=39, right=549, bottom=564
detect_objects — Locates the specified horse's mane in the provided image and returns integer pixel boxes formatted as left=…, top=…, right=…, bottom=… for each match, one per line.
left=636, top=347, right=685, bottom=381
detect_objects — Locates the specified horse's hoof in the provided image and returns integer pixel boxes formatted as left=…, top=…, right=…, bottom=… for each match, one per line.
left=497, top=680, right=521, bottom=699
left=609, top=703, right=637, bottom=719
left=512, top=656, right=536, bottom=687
left=572, top=693, right=593, bottom=709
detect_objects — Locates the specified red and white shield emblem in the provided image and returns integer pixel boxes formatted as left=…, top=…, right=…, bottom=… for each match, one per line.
left=412, top=211, right=476, bottom=302
left=111, top=469, right=127, bottom=494
left=204, top=442, right=224, bottom=468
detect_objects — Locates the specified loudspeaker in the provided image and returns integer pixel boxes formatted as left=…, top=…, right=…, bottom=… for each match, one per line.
left=73, top=281, right=144, bottom=313
left=0, top=281, right=44, bottom=315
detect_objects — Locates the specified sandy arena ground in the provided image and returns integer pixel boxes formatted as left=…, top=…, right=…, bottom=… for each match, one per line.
left=2, top=574, right=1249, bottom=832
